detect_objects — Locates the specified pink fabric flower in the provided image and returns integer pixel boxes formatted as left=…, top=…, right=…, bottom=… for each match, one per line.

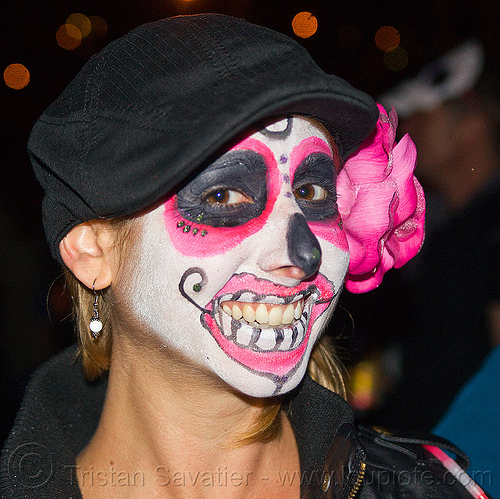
left=338, top=104, right=425, bottom=293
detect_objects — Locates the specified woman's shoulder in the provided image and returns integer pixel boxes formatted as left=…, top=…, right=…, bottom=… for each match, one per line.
left=0, top=346, right=106, bottom=498
left=356, top=424, right=491, bottom=498
left=289, top=377, right=490, bottom=498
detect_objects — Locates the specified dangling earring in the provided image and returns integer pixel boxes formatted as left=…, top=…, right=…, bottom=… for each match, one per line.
left=89, top=279, right=103, bottom=339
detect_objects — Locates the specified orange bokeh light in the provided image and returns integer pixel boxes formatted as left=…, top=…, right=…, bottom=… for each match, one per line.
left=66, top=13, right=92, bottom=38
left=375, top=26, right=400, bottom=52
left=56, top=24, right=83, bottom=50
left=4, top=63, right=30, bottom=90
left=292, top=12, right=318, bottom=39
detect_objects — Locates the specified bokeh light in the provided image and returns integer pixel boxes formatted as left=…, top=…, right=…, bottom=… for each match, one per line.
left=66, top=13, right=92, bottom=38
left=88, top=16, right=108, bottom=40
left=292, top=12, right=318, bottom=39
left=348, top=358, right=381, bottom=411
left=3, top=63, right=30, bottom=90
left=383, top=46, right=409, bottom=71
left=57, top=13, right=108, bottom=50
left=375, top=26, right=400, bottom=52
left=56, top=24, right=83, bottom=50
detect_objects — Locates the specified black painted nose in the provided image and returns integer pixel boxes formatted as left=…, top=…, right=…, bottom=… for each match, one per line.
left=287, top=213, right=321, bottom=279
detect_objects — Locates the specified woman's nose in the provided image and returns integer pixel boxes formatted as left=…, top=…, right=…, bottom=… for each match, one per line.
left=257, top=213, right=321, bottom=281
left=287, top=213, right=321, bottom=279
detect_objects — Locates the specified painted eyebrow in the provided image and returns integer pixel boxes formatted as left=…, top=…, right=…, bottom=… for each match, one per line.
left=177, top=150, right=267, bottom=201
left=204, top=149, right=268, bottom=175
left=293, top=152, right=337, bottom=185
left=177, top=150, right=267, bottom=199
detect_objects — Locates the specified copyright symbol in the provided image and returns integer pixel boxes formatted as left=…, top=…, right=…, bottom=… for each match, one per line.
left=8, top=442, right=54, bottom=488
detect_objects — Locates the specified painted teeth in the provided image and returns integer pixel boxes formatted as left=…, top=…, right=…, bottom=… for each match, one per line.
left=217, top=306, right=307, bottom=352
left=221, top=299, right=304, bottom=328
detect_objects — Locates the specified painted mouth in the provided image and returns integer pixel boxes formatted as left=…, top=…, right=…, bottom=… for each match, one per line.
left=201, top=273, right=335, bottom=377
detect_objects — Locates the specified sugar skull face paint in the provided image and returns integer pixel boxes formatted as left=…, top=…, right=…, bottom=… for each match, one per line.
left=118, top=117, right=349, bottom=397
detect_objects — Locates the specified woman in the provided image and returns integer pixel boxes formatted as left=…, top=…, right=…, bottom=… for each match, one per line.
left=1, top=14, right=484, bottom=499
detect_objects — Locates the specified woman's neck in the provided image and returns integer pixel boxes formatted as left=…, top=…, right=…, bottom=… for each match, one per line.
left=76, top=336, right=300, bottom=498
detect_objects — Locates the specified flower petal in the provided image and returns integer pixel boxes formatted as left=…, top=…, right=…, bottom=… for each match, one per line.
left=341, top=105, right=425, bottom=293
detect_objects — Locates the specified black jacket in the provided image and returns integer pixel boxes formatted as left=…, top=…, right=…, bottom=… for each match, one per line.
left=0, top=346, right=485, bottom=498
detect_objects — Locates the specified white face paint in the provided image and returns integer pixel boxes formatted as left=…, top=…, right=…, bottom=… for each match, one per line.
left=115, top=117, right=350, bottom=397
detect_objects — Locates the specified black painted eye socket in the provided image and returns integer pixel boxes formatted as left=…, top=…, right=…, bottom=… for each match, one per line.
left=176, top=150, right=267, bottom=228
left=292, top=152, right=338, bottom=222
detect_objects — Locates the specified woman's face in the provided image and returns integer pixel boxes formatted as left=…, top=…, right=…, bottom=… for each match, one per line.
left=114, top=117, right=349, bottom=397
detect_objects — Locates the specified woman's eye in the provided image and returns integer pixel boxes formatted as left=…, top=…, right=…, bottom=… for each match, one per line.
left=294, top=184, right=328, bottom=201
left=204, top=188, right=252, bottom=205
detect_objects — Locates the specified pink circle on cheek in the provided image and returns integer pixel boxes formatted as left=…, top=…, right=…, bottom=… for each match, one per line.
left=309, top=219, right=349, bottom=252
left=163, top=138, right=281, bottom=257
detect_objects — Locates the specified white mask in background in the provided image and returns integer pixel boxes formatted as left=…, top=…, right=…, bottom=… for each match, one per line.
left=115, top=117, right=350, bottom=397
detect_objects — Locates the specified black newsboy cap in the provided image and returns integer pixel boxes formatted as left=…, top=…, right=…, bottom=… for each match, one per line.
left=28, top=13, right=378, bottom=261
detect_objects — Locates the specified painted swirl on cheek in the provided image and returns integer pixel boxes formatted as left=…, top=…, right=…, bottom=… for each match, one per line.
left=178, top=267, right=208, bottom=312
left=163, top=138, right=281, bottom=257
left=290, top=137, right=348, bottom=252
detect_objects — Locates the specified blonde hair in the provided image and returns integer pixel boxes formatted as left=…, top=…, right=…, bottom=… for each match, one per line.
left=65, top=269, right=113, bottom=380
left=64, top=219, right=346, bottom=443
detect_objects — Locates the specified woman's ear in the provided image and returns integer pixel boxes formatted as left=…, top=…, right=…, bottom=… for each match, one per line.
left=59, top=222, right=116, bottom=290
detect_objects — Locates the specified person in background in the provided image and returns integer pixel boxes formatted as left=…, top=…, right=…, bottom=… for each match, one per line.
left=376, top=40, right=500, bottom=432
left=433, top=339, right=500, bottom=498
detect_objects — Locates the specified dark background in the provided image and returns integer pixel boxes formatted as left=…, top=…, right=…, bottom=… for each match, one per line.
left=1, top=0, right=499, bottom=444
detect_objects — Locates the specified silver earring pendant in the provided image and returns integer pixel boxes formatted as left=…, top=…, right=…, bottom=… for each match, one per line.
left=89, top=279, right=103, bottom=339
